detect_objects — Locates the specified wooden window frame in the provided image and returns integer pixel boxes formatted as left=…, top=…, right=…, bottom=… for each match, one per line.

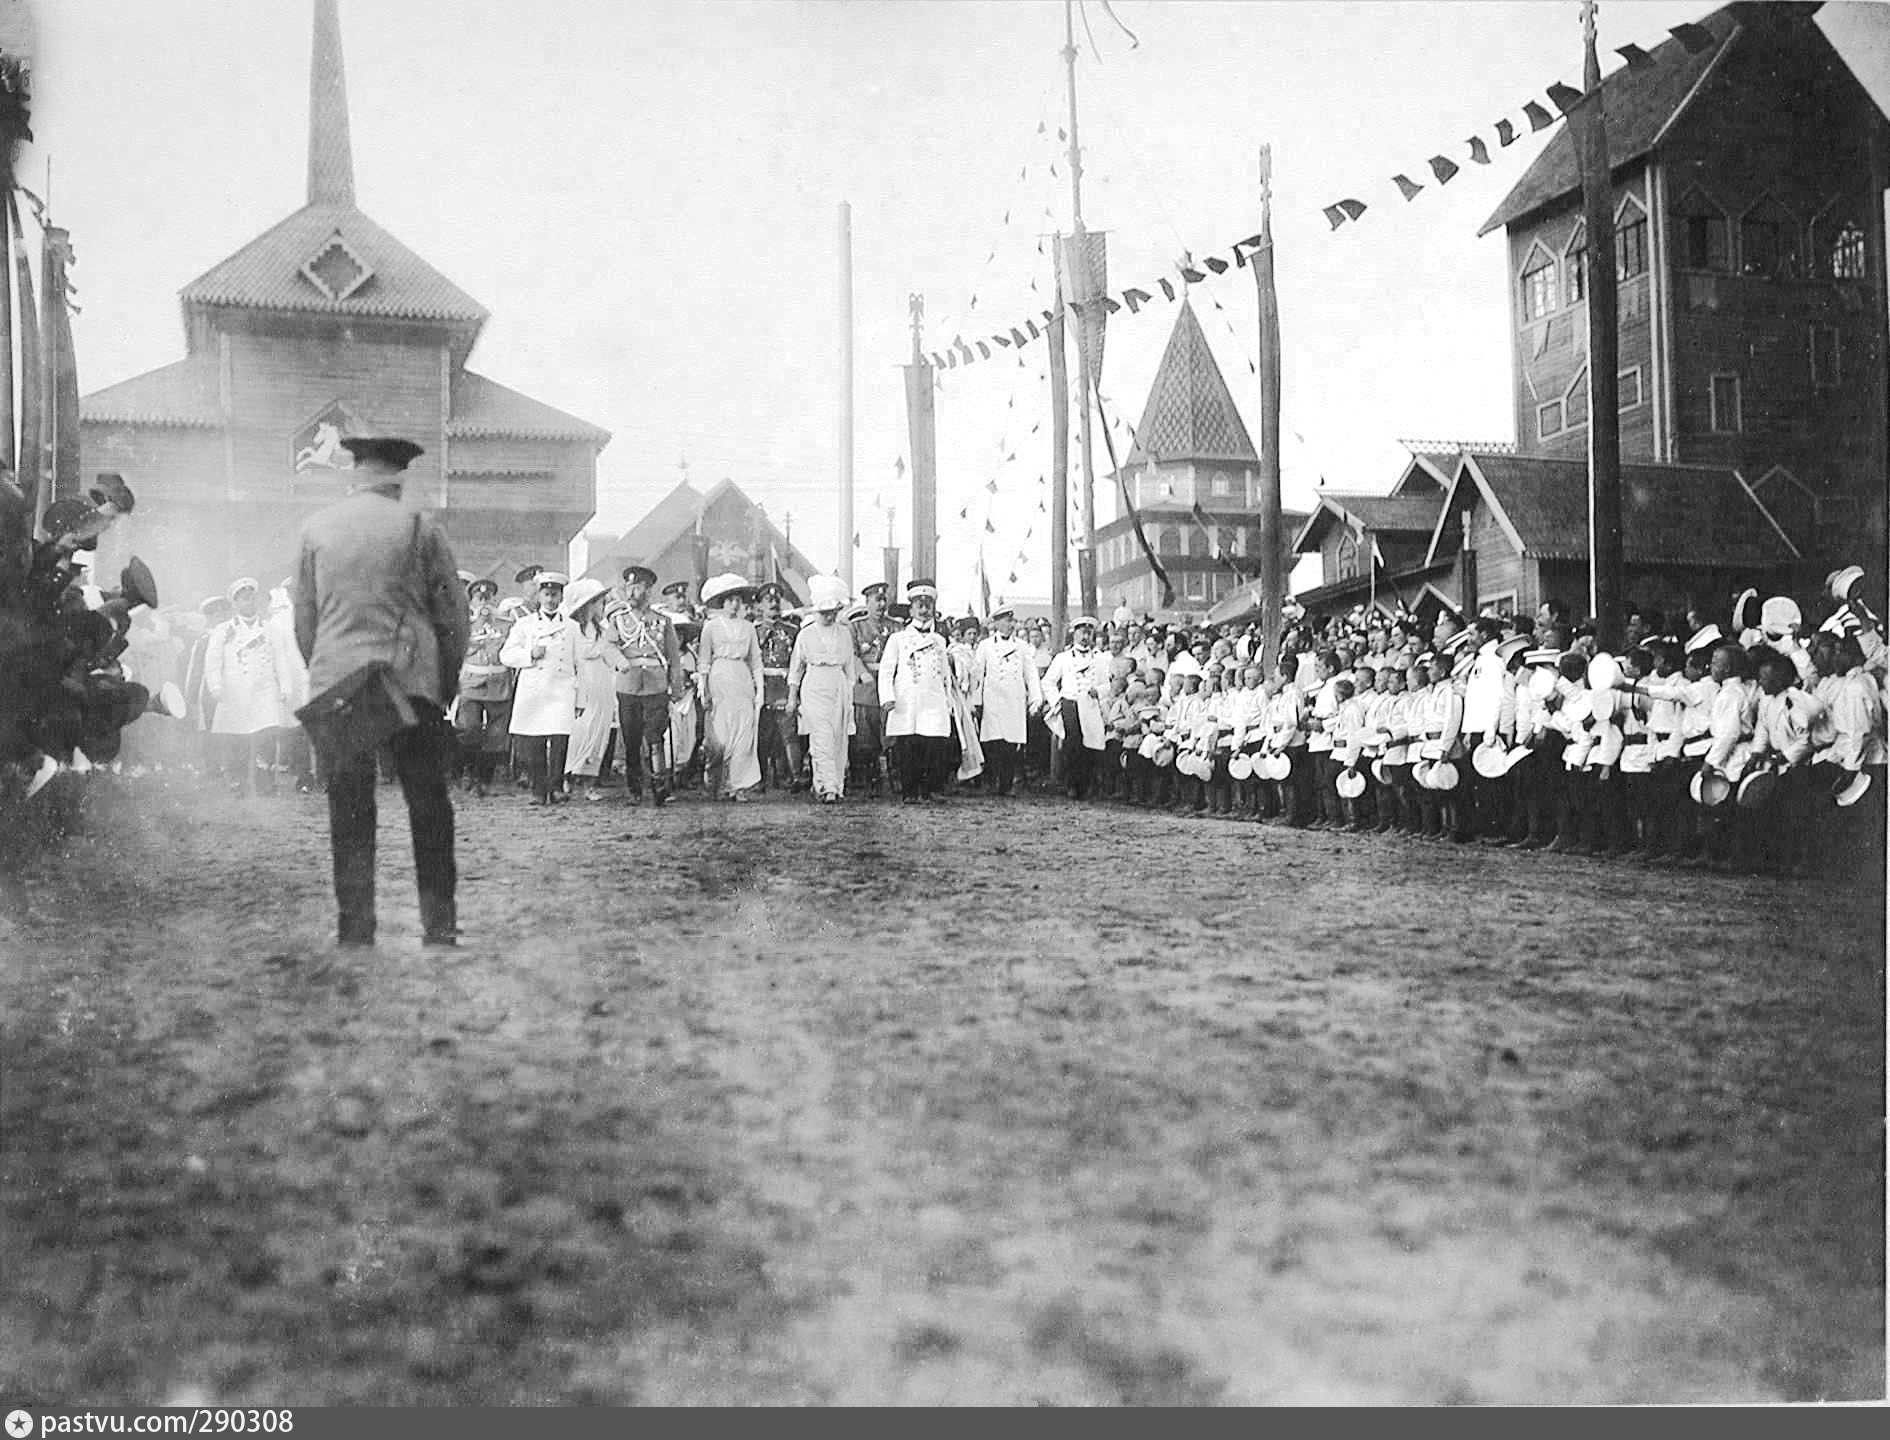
left=1614, top=196, right=1649, bottom=281
left=1564, top=223, right=1587, bottom=305
left=1617, top=365, right=1645, bottom=411
left=1676, top=188, right=1730, bottom=273
left=1520, top=241, right=1558, bottom=322
left=1738, top=195, right=1803, bottom=280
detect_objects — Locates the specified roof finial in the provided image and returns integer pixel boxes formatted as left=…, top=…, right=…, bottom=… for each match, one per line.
left=308, top=0, right=355, bottom=207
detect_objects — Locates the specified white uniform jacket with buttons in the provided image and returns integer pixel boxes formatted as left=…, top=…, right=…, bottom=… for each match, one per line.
left=879, top=624, right=955, bottom=738
left=1043, top=646, right=1113, bottom=750
left=971, top=634, right=1043, bottom=744
left=501, top=610, right=581, bottom=736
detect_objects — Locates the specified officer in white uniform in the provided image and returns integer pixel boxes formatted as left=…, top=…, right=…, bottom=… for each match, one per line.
left=878, top=578, right=956, bottom=802
left=970, top=603, right=1043, bottom=796
left=1043, top=615, right=1112, bottom=800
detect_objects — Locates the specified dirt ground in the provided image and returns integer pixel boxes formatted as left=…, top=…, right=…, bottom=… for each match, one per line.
left=0, top=774, right=1883, bottom=1406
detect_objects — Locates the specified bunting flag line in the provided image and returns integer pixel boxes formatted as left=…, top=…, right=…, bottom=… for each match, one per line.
left=1546, top=81, right=1585, bottom=114
left=1203, top=256, right=1228, bottom=275
left=1393, top=173, right=1424, bottom=201
left=1427, top=154, right=1459, bottom=185
left=1670, top=22, right=1715, bottom=54
left=1467, top=136, right=1491, bottom=164
left=1616, top=43, right=1656, bottom=69
left=1496, top=117, right=1518, bottom=146
left=1523, top=99, right=1554, bottom=131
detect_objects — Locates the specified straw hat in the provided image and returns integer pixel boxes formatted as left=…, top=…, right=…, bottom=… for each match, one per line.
left=559, top=577, right=610, bottom=618
left=1335, top=766, right=1366, bottom=799
left=1691, top=768, right=1733, bottom=807
left=808, top=574, right=848, bottom=612
left=1229, top=752, right=1254, bottom=780
left=1833, top=770, right=1872, bottom=808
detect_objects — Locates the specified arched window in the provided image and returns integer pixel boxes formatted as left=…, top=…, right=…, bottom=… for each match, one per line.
left=1157, top=524, right=1179, bottom=557
left=1677, top=188, right=1730, bottom=272
left=1564, top=223, right=1588, bottom=304
left=1520, top=242, right=1557, bottom=320
left=1337, top=531, right=1360, bottom=581
left=1814, top=207, right=1868, bottom=281
left=1740, top=195, right=1802, bottom=279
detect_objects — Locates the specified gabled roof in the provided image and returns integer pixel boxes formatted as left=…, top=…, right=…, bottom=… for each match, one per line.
left=1124, top=301, right=1257, bottom=466
left=586, top=476, right=822, bottom=587
left=1293, top=493, right=1446, bottom=556
left=80, top=356, right=224, bottom=429
left=1427, top=452, right=1800, bottom=570
left=1479, top=4, right=1752, bottom=235
left=449, top=371, right=610, bottom=445
left=179, top=202, right=489, bottom=326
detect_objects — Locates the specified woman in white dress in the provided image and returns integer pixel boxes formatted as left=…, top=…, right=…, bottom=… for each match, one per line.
left=786, top=575, right=859, bottom=803
left=499, top=572, right=580, bottom=805
left=698, top=572, right=763, bottom=800
left=560, top=578, right=629, bottom=801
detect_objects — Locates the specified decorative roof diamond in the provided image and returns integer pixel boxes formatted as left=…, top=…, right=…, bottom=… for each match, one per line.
left=300, top=232, right=372, bottom=302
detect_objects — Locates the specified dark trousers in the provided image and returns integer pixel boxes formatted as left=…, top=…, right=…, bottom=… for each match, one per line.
left=985, top=738, right=1021, bottom=795
left=895, top=733, right=953, bottom=798
left=1312, top=751, right=1341, bottom=824
left=615, top=690, right=673, bottom=800
left=454, top=698, right=512, bottom=783
left=515, top=734, right=570, bottom=803
left=1059, top=700, right=1095, bottom=798
left=326, top=711, right=456, bottom=945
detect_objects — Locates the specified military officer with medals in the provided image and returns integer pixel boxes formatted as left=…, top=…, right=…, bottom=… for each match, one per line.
left=755, top=581, right=805, bottom=791
left=607, top=563, right=684, bottom=806
left=456, top=576, right=514, bottom=796
left=878, top=578, right=955, bottom=802
left=850, top=580, right=896, bottom=796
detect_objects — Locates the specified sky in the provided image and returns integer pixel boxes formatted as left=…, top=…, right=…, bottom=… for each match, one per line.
left=16, top=0, right=1890, bottom=611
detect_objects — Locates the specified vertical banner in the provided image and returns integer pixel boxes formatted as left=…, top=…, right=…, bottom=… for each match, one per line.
left=42, top=224, right=78, bottom=505
left=881, top=545, right=900, bottom=598
left=903, top=356, right=937, bottom=583
left=0, top=192, right=13, bottom=477
left=1057, top=231, right=1108, bottom=383
left=1047, top=270, right=1071, bottom=642
left=1251, top=146, right=1285, bottom=673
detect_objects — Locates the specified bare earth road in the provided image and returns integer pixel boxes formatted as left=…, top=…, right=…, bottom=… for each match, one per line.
left=1, top=779, right=1883, bottom=1405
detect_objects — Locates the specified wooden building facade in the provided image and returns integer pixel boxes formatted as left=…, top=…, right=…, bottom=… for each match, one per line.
left=81, top=0, right=607, bottom=603
left=585, top=478, right=820, bottom=606
left=1479, top=1, right=1889, bottom=577
left=1095, top=301, right=1303, bottom=620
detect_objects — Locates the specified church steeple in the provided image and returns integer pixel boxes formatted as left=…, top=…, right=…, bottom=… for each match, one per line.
left=307, top=0, right=355, bottom=208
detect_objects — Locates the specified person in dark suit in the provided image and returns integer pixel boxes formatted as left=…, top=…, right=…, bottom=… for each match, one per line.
left=293, top=437, right=470, bottom=949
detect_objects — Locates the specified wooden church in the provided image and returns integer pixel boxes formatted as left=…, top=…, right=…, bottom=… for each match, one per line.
left=80, top=0, right=608, bottom=603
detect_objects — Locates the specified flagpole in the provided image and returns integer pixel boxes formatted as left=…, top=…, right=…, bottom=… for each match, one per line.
left=837, top=200, right=854, bottom=592
left=1048, top=245, right=1071, bottom=645
left=1062, top=0, right=1100, bottom=621
left=1575, top=0, right=1623, bottom=648
left=1252, top=144, right=1285, bottom=673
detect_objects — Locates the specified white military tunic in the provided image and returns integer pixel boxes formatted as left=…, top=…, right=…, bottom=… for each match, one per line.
left=500, top=610, right=581, bottom=737
left=971, top=633, right=1043, bottom=744
left=1043, top=645, right=1113, bottom=751
left=879, top=624, right=955, bottom=738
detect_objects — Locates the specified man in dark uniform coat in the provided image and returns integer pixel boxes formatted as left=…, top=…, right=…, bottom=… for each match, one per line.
left=755, top=581, right=804, bottom=790
left=294, top=437, right=469, bottom=948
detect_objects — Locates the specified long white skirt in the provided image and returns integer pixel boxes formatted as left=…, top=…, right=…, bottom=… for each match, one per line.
left=797, top=664, right=855, bottom=797
left=706, top=658, right=760, bottom=793
left=566, top=657, right=619, bottom=777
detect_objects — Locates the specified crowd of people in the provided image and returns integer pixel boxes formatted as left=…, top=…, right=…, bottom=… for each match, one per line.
left=101, top=543, right=1888, bottom=878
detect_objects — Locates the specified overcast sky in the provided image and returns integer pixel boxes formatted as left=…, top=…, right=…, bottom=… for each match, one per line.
left=20, top=1, right=1890, bottom=608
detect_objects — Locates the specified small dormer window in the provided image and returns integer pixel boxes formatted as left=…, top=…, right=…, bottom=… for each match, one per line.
left=301, top=232, right=373, bottom=301
left=1814, top=210, right=1867, bottom=281
left=1614, top=197, right=1648, bottom=280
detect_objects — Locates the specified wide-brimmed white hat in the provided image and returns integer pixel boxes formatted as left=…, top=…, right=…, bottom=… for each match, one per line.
left=559, top=577, right=610, bottom=618
left=701, top=572, right=756, bottom=607
left=1335, top=767, right=1367, bottom=799
left=808, top=574, right=848, bottom=612
left=1833, top=770, right=1872, bottom=808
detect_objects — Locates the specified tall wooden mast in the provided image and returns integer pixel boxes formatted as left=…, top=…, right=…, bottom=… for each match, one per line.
left=1575, top=0, right=1623, bottom=646
left=1252, top=145, right=1284, bottom=671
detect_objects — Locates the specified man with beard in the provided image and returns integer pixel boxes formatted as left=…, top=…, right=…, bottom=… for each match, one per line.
left=755, top=581, right=804, bottom=791
left=607, top=564, right=684, bottom=806
left=1043, top=615, right=1112, bottom=801
left=879, top=579, right=955, bottom=803
left=850, top=580, right=895, bottom=796
left=970, top=603, right=1043, bottom=797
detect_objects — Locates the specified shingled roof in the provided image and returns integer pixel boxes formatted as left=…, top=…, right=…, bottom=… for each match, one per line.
left=1293, top=493, right=1446, bottom=555
left=1479, top=4, right=1749, bottom=236
left=449, top=371, right=610, bottom=444
left=1431, top=453, right=1799, bottom=569
left=80, top=357, right=223, bottom=429
left=1124, top=300, right=1257, bottom=467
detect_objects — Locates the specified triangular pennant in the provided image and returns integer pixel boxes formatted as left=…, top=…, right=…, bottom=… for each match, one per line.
left=1546, top=82, right=1584, bottom=115
left=1236, top=232, right=1264, bottom=253
left=1027, top=320, right=1040, bottom=339
left=1204, top=256, right=1228, bottom=274
left=1466, top=136, right=1491, bottom=165
left=1101, top=295, right=1120, bottom=313
left=1428, top=154, right=1460, bottom=185
left=1030, top=422, right=1041, bottom=434
left=1008, top=573, right=1018, bottom=584
left=1616, top=43, right=1656, bottom=70
left=1523, top=100, right=1554, bottom=132
left=986, top=479, right=999, bottom=493
left=1057, top=127, right=1067, bottom=141
left=1339, top=198, right=1367, bottom=221
left=1248, top=358, right=1257, bottom=374
left=993, top=333, right=1011, bottom=348
left=970, top=294, right=979, bottom=309
left=1393, top=173, right=1424, bottom=201
left=984, top=519, right=997, bottom=534
left=1037, top=500, right=1046, bottom=513
left=930, top=351, right=945, bottom=368
left=1159, top=277, right=1175, bottom=301
left=1496, top=117, right=1517, bottom=147
left=958, top=506, right=969, bottom=520
left=1011, top=327, right=1028, bottom=347
left=1235, top=247, right=1248, bottom=266
left=1005, top=452, right=1016, bottom=462
left=1050, top=162, right=1058, bottom=177
left=1002, top=210, right=1010, bottom=224
left=1180, top=265, right=1206, bottom=283
left=976, top=341, right=990, bottom=359
left=946, top=351, right=958, bottom=369
left=1669, top=22, right=1716, bottom=55
left=1042, top=309, right=1055, bottom=325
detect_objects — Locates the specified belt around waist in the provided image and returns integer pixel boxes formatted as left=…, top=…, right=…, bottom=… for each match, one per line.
left=627, top=657, right=666, bottom=666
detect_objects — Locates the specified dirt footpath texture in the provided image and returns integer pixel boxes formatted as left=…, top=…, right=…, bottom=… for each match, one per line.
left=0, top=779, right=1883, bottom=1406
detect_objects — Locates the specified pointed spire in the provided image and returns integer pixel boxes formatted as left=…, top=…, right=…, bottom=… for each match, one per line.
left=308, top=0, right=355, bottom=207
